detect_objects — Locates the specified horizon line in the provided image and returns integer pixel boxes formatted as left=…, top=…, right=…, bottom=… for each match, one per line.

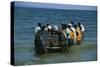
left=12, top=1, right=97, bottom=11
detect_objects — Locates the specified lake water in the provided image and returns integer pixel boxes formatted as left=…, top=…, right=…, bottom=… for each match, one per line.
left=14, top=7, right=97, bottom=65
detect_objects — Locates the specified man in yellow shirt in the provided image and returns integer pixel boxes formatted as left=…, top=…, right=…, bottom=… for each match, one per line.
left=76, top=25, right=82, bottom=45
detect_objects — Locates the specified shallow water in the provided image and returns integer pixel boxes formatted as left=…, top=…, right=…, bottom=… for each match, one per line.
left=14, top=44, right=97, bottom=65
left=14, top=7, right=97, bottom=65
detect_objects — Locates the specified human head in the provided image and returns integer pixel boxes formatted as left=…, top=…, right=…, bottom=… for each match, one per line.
left=41, top=25, right=45, bottom=31
left=71, top=21, right=74, bottom=25
left=74, top=24, right=77, bottom=29
left=38, top=23, right=41, bottom=27
left=46, top=24, right=49, bottom=27
left=68, top=25, right=71, bottom=28
left=78, top=22, right=81, bottom=26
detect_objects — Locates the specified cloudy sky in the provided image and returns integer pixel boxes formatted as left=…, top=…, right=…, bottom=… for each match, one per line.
left=13, top=1, right=97, bottom=10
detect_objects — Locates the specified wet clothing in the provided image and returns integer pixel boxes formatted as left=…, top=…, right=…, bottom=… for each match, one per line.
left=34, top=31, right=46, bottom=55
left=64, top=28, right=74, bottom=46
left=67, top=38, right=73, bottom=47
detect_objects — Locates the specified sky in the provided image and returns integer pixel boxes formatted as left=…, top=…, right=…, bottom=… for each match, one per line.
left=13, top=1, right=97, bottom=10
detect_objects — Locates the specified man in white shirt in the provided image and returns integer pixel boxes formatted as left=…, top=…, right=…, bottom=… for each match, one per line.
left=34, top=23, right=41, bottom=34
left=80, top=24, right=85, bottom=32
left=81, top=24, right=85, bottom=41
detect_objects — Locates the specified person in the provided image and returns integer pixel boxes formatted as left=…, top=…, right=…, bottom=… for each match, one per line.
left=60, top=25, right=67, bottom=51
left=67, top=25, right=75, bottom=46
left=44, top=24, right=52, bottom=31
left=34, top=23, right=41, bottom=34
left=34, top=24, right=48, bottom=55
left=62, top=24, right=73, bottom=47
left=62, top=25, right=67, bottom=38
left=53, top=25, right=59, bottom=31
left=41, top=25, right=46, bottom=31
left=68, top=21, right=77, bottom=44
left=66, top=25, right=70, bottom=40
left=76, top=24, right=82, bottom=45
left=78, top=22, right=85, bottom=41
left=68, top=21, right=74, bottom=27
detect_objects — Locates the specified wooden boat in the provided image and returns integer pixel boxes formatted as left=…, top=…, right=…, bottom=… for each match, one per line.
left=34, top=30, right=67, bottom=55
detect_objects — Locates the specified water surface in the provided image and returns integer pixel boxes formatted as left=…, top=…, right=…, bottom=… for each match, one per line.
left=14, top=7, right=97, bottom=65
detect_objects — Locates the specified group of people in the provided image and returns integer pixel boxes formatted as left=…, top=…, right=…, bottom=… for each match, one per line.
left=34, top=21, right=85, bottom=47
left=61, top=21, right=85, bottom=46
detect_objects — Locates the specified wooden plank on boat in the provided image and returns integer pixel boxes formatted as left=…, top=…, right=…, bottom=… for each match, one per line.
left=46, top=47, right=61, bottom=49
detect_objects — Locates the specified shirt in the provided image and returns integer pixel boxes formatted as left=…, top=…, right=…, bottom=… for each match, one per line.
left=71, top=27, right=76, bottom=39
left=66, top=28, right=71, bottom=38
left=34, top=26, right=41, bottom=34
left=80, top=24, right=85, bottom=32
